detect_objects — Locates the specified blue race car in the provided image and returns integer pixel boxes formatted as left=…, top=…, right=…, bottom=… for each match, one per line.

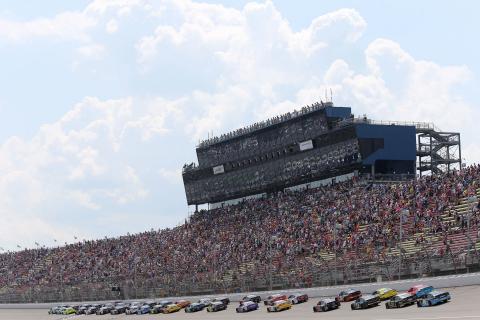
left=417, top=290, right=451, bottom=307
left=236, top=301, right=259, bottom=313
left=138, top=304, right=152, bottom=314
left=408, top=285, right=434, bottom=298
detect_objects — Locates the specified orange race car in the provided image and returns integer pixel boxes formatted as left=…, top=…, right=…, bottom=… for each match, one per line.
left=175, top=300, right=191, bottom=308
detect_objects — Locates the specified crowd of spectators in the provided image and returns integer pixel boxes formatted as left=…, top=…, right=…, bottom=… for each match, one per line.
left=197, top=102, right=327, bottom=149
left=185, top=139, right=360, bottom=204
left=195, top=111, right=329, bottom=168
left=1, top=165, right=479, bottom=296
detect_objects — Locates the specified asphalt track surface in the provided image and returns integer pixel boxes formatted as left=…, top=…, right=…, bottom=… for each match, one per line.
left=1, top=285, right=479, bottom=320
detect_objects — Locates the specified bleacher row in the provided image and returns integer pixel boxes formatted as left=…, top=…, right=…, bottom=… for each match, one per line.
left=197, top=114, right=328, bottom=167
left=185, top=139, right=360, bottom=203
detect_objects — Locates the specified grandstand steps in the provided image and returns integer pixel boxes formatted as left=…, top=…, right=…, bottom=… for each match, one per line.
left=238, top=261, right=256, bottom=274
left=317, top=251, right=335, bottom=261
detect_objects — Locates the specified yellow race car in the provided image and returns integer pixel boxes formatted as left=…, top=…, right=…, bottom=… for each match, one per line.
left=163, top=304, right=181, bottom=314
left=266, top=300, right=292, bottom=312
left=63, top=307, right=77, bottom=315
left=372, top=288, right=398, bottom=301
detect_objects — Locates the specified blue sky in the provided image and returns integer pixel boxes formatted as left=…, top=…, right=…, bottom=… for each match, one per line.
left=0, top=0, right=478, bottom=250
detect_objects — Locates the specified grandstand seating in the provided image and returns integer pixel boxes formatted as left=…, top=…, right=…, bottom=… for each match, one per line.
left=0, top=165, right=479, bottom=302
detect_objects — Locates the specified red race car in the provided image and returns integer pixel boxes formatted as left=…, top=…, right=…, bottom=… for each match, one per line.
left=264, top=294, right=288, bottom=306
left=337, top=289, right=362, bottom=302
left=407, top=285, right=434, bottom=298
left=288, top=293, right=309, bottom=304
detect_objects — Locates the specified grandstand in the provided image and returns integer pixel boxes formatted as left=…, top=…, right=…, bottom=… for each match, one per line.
left=0, top=102, right=475, bottom=304
left=183, top=102, right=460, bottom=207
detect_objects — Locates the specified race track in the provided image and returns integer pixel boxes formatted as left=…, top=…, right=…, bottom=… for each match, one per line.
left=1, top=285, right=478, bottom=320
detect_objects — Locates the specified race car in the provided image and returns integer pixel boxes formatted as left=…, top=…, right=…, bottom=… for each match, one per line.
left=207, top=301, right=227, bottom=312
left=76, top=304, right=91, bottom=315
left=175, top=300, right=191, bottom=308
left=185, top=303, right=206, bottom=313
left=236, top=301, right=259, bottom=313
left=351, top=294, right=380, bottom=310
left=417, top=290, right=451, bottom=307
left=288, top=293, right=309, bottom=304
left=96, top=304, right=114, bottom=315
left=266, top=300, right=292, bottom=312
left=48, top=306, right=63, bottom=314
left=63, top=307, right=76, bottom=315
left=264, top=294, right=288, bottom=305
left=150, top=300, right=173, bottom=314
left=313, top=298, right=340, bottom=312
left=213, top=297, right=230, bottom=305
left=86, top=304, right=102, bottom=315
left=125, top=302, right=143, bottom=315
left=337, top=289, right=362, bottom=302
left=408, top=284, right=434, bottom=298
left=372, top=288, right=398, bottom=301
left=241, top=294, right=261, bottom=304
left=198, top=298, right=212, bottom=307
left=138, top=304, right=153, bottom=315
left=163, top=304, right=181, bottom=314
left=48, top=307, right=60, bottom=314
left=110, top=303, right=128, bottom=315
left=385, top=293, right=416, bottom=309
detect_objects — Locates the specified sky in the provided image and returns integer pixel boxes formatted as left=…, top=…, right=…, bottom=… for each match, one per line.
left=0, top=0, right=479, bottom=250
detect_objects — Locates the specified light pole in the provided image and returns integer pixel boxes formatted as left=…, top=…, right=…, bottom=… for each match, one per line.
left=398, top=209, right=408, bottom=280
left=269, top=236, right=277, bottom=291
left=333, top=220, right=337, bottom=286
left=173, top=250, right=180, bottom=295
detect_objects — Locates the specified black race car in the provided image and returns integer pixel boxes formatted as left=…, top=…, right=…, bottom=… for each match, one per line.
left=86, top=304, right=102, bottom=315
left=386, top=293, right=416, bottom=309
left=111, top=303, right=128, bottom=315
left=241, top=294, right=261, bottom=304
left=150, top=300, right=173, bottom=314
left=76, top=304, right=91, bottom=315
left=185, top=303, right=206, bottom=313
left=207, top=301, right=227, bottom=312
left=351, top=295, right=380, bottom=310
left=213, top=297, right=230, bottom=305
left=313, top=298, right=340, bottom=312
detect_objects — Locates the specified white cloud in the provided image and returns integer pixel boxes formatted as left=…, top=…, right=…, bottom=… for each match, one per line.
left=0, top=0, right=477, bottom=250
left=158, top=168, right=182, bottom=185
left=106, top=19, right=119, bottom=33
left=0, top=11, right=96, bottom=42
left=76, top=43, right=106, bottom=59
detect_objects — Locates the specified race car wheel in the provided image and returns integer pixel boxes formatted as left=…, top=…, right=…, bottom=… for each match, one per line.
left=322, top=306, right=327, bottom=312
